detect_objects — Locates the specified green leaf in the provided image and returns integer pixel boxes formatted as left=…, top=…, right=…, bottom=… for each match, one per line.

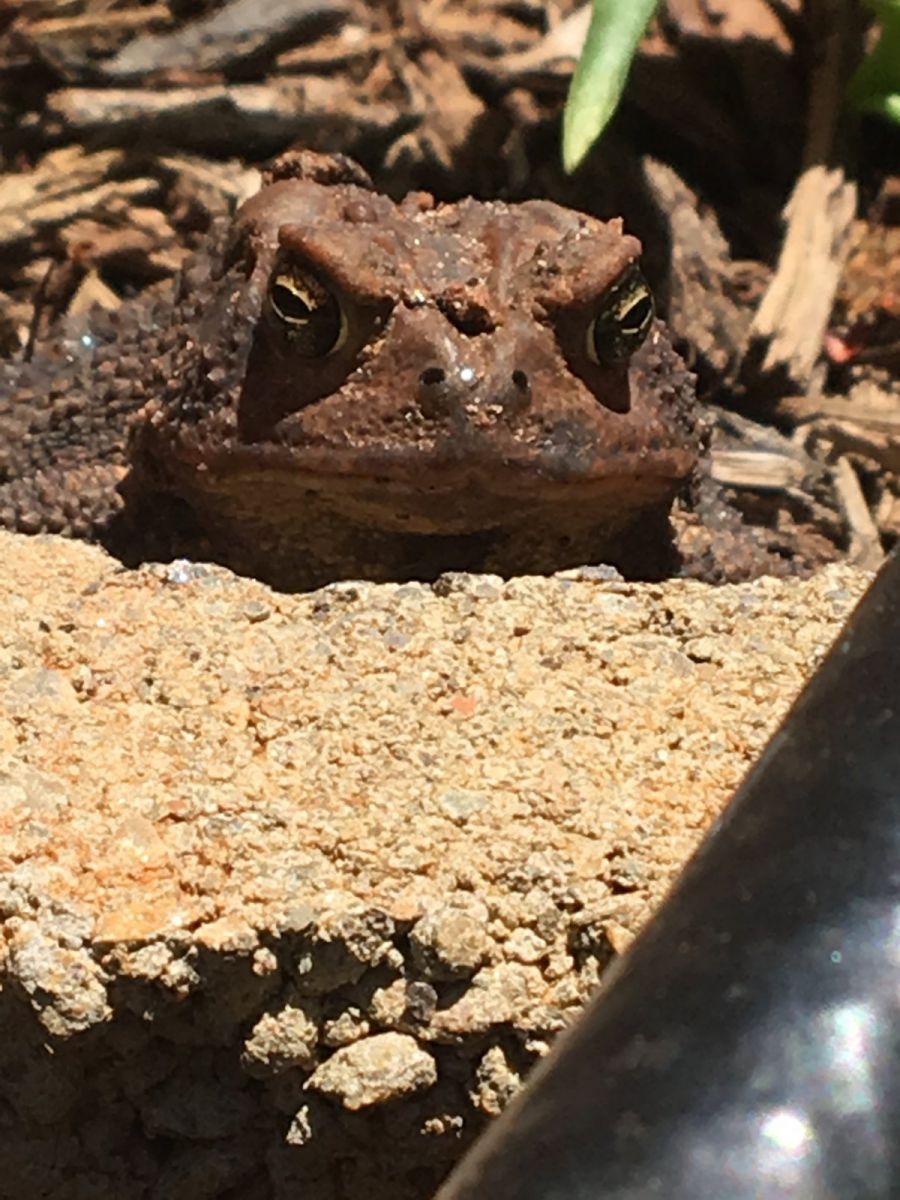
left=848, top=0, right=900, bottom=126
left=562, top=0, right=659, bottom=173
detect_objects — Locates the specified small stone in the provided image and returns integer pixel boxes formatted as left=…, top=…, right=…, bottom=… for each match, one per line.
left=471, top=1045, right=520, bottom=1117
left=242, top=1004, right=320, bottom=1076
left=241, top=600, right=271, bottom=623
left=196, top=914, right=259, bottom=953
left=383, top=628, right=411, bottom=649
left=306, top=1032, right=436, bottom=1110
left=409, top=900, right=491, bottom=980
left=430, top=963, right=544, bottom=1037
left=0, top=762, right=68, bottom=816
left=403, top=981, right=438, bottom=1023
left=5, top=668, right=80, bottom=717
left=322, top=1007, right=370, bottom=1047
left=164, top=558, right=210, bottom=585
left=684, top=636, right=721, bottom=664
left=368, top=979, right=407, bottom=1026
left=281, top=903, right=317, bottom=933
left=285, top=1104, right=315, bottom=1146
left=252, top=947, right=280, bottom=976
left=10, top=929, right=111, bottom=1036
left=555, top=563, right=624, bottom=583
left=436, top=787, right=488, bottom=823
left=503, top=927, right=548, bottom=964
left=431, top=572, right=503, bottom=598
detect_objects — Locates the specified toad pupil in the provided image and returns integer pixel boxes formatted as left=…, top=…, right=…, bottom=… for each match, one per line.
left=271, top=278, right=318, bottom=323
left=621, top=292, right=653, bottom=332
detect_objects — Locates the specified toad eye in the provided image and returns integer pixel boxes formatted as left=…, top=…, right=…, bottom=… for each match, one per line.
left=586, top=269, right=655, bottom=365
left=269, top=267, right=346, bottom=356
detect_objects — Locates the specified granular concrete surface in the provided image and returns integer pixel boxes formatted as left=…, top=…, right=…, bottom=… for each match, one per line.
left=0, top=529, right=870, bottom=1199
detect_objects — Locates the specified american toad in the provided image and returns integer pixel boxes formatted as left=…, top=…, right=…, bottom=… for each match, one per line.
left=0, top=151, right=775, bottom=591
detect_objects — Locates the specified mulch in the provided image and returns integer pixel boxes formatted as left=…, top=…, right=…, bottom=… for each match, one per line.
left=1, top=0, right=898, bottom=570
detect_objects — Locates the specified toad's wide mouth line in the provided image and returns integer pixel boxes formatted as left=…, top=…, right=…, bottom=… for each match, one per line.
left=169, top=439, right=698, bottom=495
left=153, top=449, right=693, bottom=537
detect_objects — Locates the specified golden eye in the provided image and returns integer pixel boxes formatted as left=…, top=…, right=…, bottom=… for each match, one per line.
left=586, top=268, right=655, bottom=365
left=269, top=267, right=346, bottom=356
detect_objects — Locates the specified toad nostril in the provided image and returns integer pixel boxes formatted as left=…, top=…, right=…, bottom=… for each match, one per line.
left=502, top=368, right=531, bottom=416
left=419, top=367, right=446, bottom=387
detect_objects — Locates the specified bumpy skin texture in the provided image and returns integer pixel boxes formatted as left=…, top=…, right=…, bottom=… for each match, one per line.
left=1, top=151, right=708, bottom=591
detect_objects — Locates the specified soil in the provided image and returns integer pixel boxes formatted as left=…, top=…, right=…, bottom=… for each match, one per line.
left=0, top=532, right=870, bottom=1199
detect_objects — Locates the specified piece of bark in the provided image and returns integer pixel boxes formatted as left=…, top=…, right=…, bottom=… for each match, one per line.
left=710, top=448, right=815, bottom=493
left=0, top=147, right=129, bottom=245
left=381, top=50, right=487, bottom=182
left=777, top=381, right=900, bottom=474
left=45, top=78, right=402, bottom=156
left=709, top=406, right=826, bottom=493
left=10, top=4, right=172, bottom=80
left=875, top=487, right=900, bottom=539
left=810, top=422, right=900, bottom=477
left=778, top=387, right=900, bottom=434
left=751, top=164, right=857, bottom=381
left=661, top=0, right=798, bottom=47
left=640, top=158, right=754, bottom=384
left=749, top=0, right=862, bottom=383
left=100, top=0, right=351, bottom=81
left=23, top=255, right=87, bottom=351
left=62, top=216, right=184, bottom=280
left=708, top=406, right=844, bottom=548
left=0, top=168, right=160, bottom=247
left=159, top=154, right=261, bottom=224
left=276, top=22, right=378, bottom=73
left=492, top=3, right=588, bottom=84
left=66, top=268, right=121, bottom=316
left=832, top=455, right=884, bottom=569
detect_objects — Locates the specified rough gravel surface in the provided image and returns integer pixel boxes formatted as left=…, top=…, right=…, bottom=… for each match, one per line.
left=0, top=530, right=870, bottom=1199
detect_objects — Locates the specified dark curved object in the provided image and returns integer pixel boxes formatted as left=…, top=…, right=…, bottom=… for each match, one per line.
left=438, top=551, right=900, bottom=1200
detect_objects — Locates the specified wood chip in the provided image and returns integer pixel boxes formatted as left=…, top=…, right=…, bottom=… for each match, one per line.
left=159, top=155, right=261, bottom=211
left=101, top=0, right=351, bottom=80
left=276, top=22, right=375, bottom=72
left=61, top=216, right=184, bottom=279
left=777, top=383, right=900, bottom=474
left=46, top=80, right=402, bottom=155
left=811, top=422, right=900, bottom=476
left=67, top=268, right=121, bottom=316
left=749, top=0, right=862, bottom=382
left=778, top=391, right=900, bottom=433
left=751, top=163, right=857, bottom=381
left=0, top=148, right=126, bottom=243
left=831, top=455, right=884, bottom=569
left=0, top=168, right=160, bottom=247
left=642, top=158, right=752, bottom=381
left=875, top=487, right=900, bottom=538
left=709, top=448, right=813, bottom=493
left=494, top=3, right=589, bottom=78
left=12, top=4, right=172, bottom=77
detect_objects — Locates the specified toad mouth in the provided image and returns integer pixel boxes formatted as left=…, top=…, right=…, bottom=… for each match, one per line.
left=165, top=449, right=693, bottom=537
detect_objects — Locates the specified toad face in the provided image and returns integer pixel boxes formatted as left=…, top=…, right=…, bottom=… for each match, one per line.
left=127, top=152, right=700, bottom=587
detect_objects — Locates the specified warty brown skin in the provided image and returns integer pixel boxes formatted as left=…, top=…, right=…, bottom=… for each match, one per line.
left=0, top=151, right=706, bottom=591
